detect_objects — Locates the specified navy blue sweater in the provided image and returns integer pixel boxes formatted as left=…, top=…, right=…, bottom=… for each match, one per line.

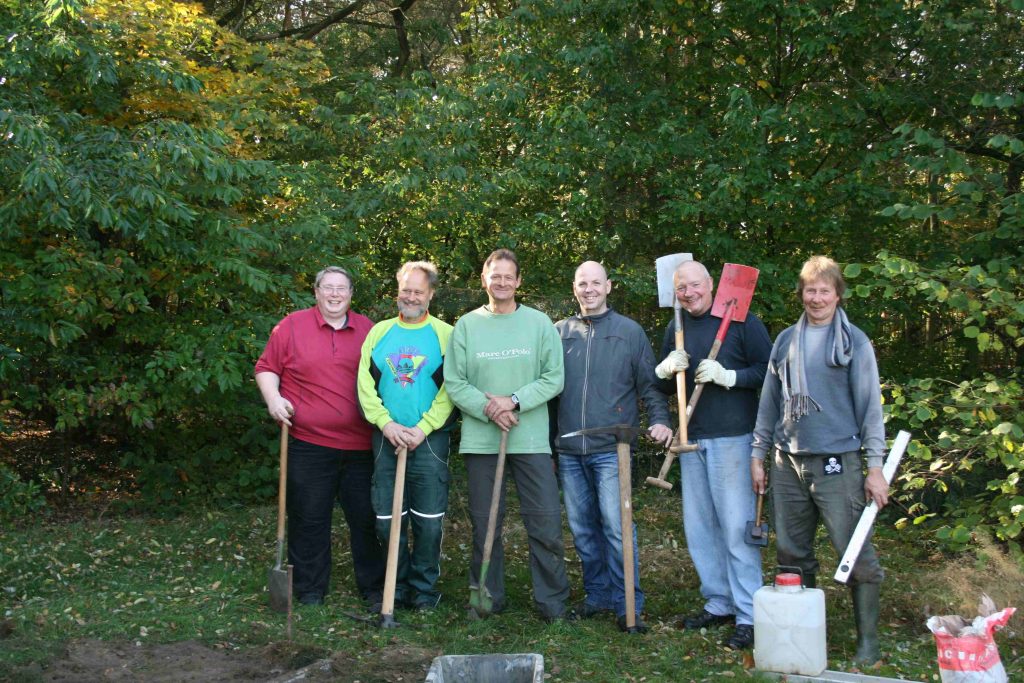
left=658, top=309, right=772, bottom=440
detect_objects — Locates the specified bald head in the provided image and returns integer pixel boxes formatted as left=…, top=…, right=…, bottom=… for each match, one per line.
left=573, top=261, right=612, bottom=316
left=674, top=260, right=714, bottom=316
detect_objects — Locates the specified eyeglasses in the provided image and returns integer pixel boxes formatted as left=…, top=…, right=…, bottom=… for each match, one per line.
left=319, top=285, right=351, bottom=294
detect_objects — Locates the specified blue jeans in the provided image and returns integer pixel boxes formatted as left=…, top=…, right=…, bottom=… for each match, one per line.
left=680, top=433, right=762, bottom=625
left=559, top=451, right=644, bottom=618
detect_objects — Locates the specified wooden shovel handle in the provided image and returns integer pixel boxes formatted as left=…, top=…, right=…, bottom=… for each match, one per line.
left=276, top=424, right=288, bottom=551
left=381, top=445, right=408, bottom=617
left=673, top=306, right=690, bottom=445
left=480, top=430, right=509, bottom=567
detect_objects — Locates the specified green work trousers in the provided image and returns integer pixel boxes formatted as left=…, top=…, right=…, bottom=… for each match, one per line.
left=770, top=449, right=885, bottom=586
left=371, top=429, right=450, bottom=608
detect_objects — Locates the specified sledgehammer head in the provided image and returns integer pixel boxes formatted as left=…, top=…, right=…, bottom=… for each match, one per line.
left=561, top=424, right=648, bottom=444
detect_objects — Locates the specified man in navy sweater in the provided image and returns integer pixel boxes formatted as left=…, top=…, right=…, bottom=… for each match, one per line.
left=656, top=260, right=772, bottom=651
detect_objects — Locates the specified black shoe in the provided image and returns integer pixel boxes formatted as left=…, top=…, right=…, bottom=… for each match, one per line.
left=617, top=615, right=649, bottom=634
left=682, top=609, right=734, bottom=630
left=412, top=594, right=442, bottom=612
left=576, top=602, right=613, bottom=619
left=724, top=624, right=754, bottom=651
left=364, top=592, right=384, bottom=614
left=297, top=593, right=324, bottom=606
left=545, top=607, right=579, bottom=624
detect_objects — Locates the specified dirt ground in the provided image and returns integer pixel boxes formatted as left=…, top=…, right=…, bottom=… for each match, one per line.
left=13, top=639, right=437, bottom=682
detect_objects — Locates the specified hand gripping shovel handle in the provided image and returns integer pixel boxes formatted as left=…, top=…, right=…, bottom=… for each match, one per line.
left=833, top=430, right=910, bottom=583
left=380, top=445, right=408, bottom=628
left=685, top=299, right=737, bottom=421
left=471, top=430, right=508, bottom=616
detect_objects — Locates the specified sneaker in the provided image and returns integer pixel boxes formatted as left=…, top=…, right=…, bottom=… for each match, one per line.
left=724, top=624, right=754, bottom=651
left=682, top=609, right=734, bottom=630
left=576, top=601, right=613, bottom=619
left=617, top=615, right=649, bottom=634
left=297, top=593, right=324, bottom=606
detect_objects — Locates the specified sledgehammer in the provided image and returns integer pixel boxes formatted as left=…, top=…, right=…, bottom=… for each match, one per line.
left=561, top=423, right=648, bottom=634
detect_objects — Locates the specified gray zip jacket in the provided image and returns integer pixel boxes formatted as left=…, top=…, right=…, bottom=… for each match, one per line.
left=554, top=308, right=671, bottom=455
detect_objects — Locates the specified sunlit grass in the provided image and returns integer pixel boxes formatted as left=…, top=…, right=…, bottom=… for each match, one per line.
left=2, top=468, right=1020, bottom=681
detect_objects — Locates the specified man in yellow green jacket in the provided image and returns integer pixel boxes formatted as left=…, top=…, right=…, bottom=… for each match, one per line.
left=357, top=261, right=455, bottom=611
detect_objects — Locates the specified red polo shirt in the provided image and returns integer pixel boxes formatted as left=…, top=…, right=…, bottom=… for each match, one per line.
left=255, top=307, right=374, bottom=450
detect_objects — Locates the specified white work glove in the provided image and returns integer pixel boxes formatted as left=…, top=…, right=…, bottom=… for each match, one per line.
left=655, top=350, right=689, bottom=379
left=695, top=359, right=736, bottom=388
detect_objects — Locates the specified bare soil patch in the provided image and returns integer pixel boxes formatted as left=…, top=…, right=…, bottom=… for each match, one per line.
left=11, top=639, right=436, bottom=683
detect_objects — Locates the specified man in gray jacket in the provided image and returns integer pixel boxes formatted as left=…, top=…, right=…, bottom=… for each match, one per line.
left=555, top=261, right=673, bottom=632
left=751, top=255, right=889, bottom=665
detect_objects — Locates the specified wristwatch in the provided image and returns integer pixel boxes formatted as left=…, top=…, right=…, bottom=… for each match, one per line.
left=510, top=393, right=520, bottom=411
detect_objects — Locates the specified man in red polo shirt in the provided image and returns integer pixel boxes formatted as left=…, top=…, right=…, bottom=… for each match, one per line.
left=255, top=266, right=385, bottom=608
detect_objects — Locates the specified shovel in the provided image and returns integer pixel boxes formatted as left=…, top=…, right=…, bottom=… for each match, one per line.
left=684, top=263, right=760, bottom=421
left=268, top=424, right=293, bottom=617
left=379, top=445, right=408, bottom=628
left=469, top=429, right=509, bottom=618
left=646, top=252, right=699, bottom=491
left=744, top=492, right=769, bottom=547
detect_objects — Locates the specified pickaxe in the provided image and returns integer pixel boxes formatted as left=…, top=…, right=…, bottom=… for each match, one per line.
left=560, top=423, right=648, bottom=634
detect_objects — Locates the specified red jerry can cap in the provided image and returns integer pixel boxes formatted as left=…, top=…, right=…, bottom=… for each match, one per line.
left=776, top=573, right=802, bottom=587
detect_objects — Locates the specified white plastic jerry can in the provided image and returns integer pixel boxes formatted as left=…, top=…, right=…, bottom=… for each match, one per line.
left=753, top=572, right=827, bottom=676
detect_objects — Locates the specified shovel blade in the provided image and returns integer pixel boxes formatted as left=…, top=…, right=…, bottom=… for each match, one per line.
left=744, top=521, right=769, bottom=547
left=468, top=561, right=495, bottom=616
left=711, top=263, right=759, bottom=321
left=268, top=565, right=292, bottom=613
left=656, top=253, right=693, bottom=308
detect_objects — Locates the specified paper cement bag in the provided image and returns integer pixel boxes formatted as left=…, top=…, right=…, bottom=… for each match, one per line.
left=926, top=595, right=1015, bottom=683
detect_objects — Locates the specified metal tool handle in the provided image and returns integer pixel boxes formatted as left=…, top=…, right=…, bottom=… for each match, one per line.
left=834, top=430, right=911, bottom=583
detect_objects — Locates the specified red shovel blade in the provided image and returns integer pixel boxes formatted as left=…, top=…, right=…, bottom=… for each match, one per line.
left=711, top=263, right=759, bottom=321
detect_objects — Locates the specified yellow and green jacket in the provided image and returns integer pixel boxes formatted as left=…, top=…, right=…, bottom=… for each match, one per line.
left=357, top=314, right=456, bottom=435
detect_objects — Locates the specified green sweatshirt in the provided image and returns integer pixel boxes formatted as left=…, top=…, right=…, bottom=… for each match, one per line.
left=443, top=304, right=564, bottom=454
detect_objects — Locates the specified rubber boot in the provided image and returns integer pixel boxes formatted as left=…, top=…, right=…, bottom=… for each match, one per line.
left=851, top=583, right=881, bottom=665
left=803, top=573, right=816, bottom=589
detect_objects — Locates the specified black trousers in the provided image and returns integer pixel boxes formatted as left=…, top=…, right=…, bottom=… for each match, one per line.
left=286, top=437, right=385, bottom=601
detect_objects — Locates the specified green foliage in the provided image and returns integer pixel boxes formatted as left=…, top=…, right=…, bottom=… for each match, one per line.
left=0, top=0, right=349, bottom=503
left=0, top=463, right=46, bottom=523
left=847, top=69, right=1024, bottom=550
left=3, top=0, right=1024, bottom=558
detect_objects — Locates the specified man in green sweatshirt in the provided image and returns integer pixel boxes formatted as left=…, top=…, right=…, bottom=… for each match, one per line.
left=443, top=248, right=572, bottom=622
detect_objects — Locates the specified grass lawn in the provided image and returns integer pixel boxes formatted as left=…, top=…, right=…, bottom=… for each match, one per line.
left=1, top=453, right=1021, bottom=682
